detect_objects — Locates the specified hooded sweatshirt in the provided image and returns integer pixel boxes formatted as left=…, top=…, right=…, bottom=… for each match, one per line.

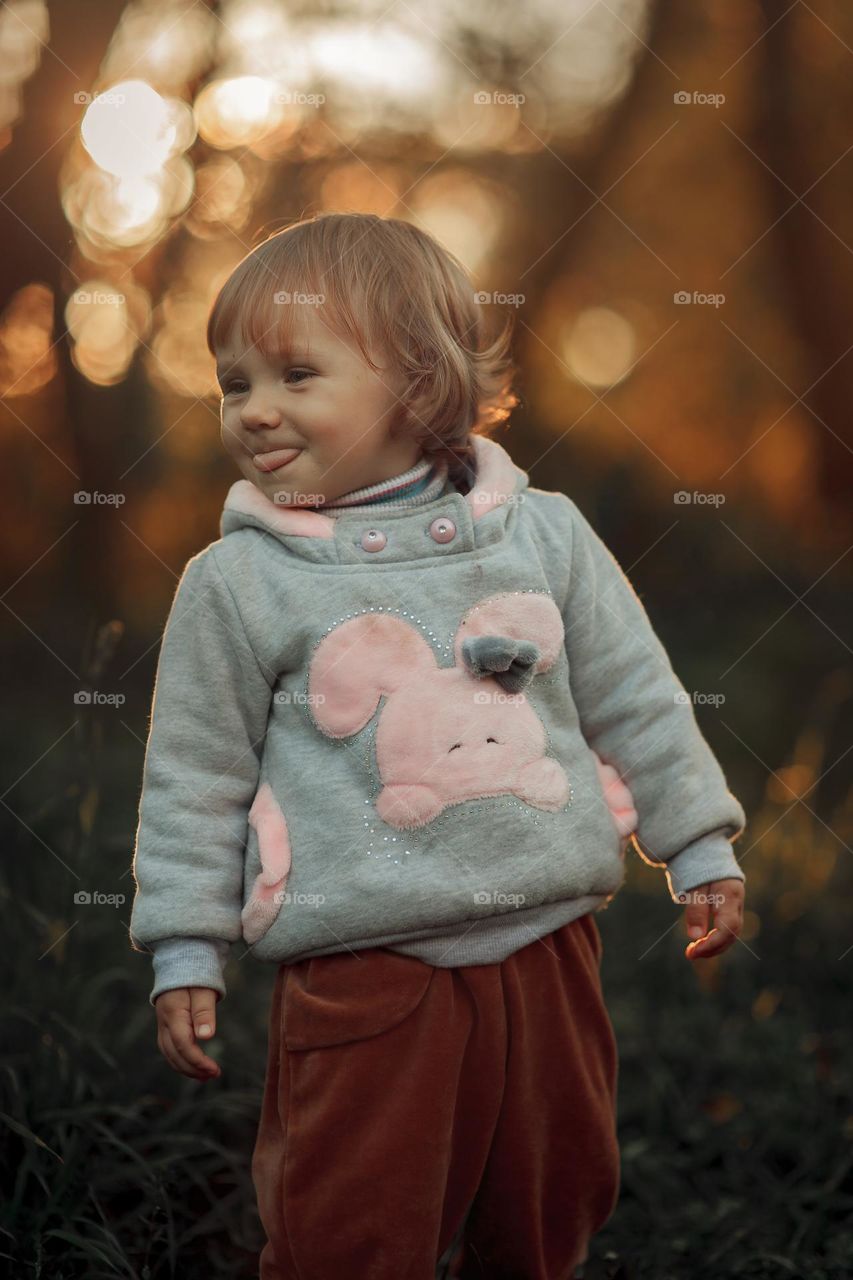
left=129, top=434, right=746, bottom=1006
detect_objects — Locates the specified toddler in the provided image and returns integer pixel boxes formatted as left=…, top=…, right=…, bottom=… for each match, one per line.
left=130, top=211, right=747, bottom=1280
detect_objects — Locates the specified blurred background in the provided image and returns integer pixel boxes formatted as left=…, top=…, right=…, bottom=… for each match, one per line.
left=1, top=0, right=852, bottom=1276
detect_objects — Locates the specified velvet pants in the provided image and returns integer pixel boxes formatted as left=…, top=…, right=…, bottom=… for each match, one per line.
left=251, top=912, right=621, bottom=1280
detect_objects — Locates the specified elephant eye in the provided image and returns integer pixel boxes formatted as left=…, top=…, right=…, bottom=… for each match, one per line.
left=449, top=742, right=462, bottom=751
left=486, top=737, right=499, bottom=743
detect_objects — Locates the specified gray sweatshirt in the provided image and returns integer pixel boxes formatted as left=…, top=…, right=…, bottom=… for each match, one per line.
left=129, top=434, right=746, bottom=1005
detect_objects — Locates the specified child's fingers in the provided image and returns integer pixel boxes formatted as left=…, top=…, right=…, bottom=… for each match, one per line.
left=680, top=889, right=710, bottom=942
left=157, top=1022, right=194, bottom=1077
left=155, top=991, right=221, bottom=1079
left=157, top=1022, right=196, bottom=1078
left=687, top=924, right=734, bottom=959
left=190, top=989, right=217, bottom=1042
left=161, top=1016, right=221, bottom=1080
left=160, top=1022, right=220, bottom=1080
left=686, top=880, right=744, bottom=959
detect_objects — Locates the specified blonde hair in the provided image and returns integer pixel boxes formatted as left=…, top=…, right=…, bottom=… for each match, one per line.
left=206, top=212, right=519, bottom=488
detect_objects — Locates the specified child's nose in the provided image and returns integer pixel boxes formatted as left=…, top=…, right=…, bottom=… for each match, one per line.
left=241, top=397, right=283, bottom=430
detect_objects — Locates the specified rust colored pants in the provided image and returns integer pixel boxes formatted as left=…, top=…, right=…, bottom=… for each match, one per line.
left=251, top=912, right=620, bottom=1280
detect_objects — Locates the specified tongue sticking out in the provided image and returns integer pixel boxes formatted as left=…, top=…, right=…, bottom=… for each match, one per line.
left=253, top=448, right=301, bottom=473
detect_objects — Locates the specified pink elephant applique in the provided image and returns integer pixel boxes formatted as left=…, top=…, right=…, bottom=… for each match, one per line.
left=307, top=592, right=572, bottom=830
left=591, top=751, right=638, bottom=852
left=241, top=781, right=292, bottom=944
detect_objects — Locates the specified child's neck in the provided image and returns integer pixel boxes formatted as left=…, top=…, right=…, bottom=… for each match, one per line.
left=308, top=455, right=452, bottom=515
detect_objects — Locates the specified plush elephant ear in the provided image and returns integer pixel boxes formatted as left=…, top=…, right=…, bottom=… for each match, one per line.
left=308, top=613, right=436, bottom=738
left=592, top=751, right=638, bottom=838
left=241, top=782, right=292, bottom=946
left=454, top=592, right=565, bottom=675
left=460, top=635, right=542, bottom=692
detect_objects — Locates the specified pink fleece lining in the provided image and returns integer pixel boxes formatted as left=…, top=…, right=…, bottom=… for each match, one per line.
left=221, top=435, right=522, bottom=539
left=223, top=483, right=337, bottom=539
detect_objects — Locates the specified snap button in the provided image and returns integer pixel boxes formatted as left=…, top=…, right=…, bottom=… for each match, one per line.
left=429, top=516, right=456, bottom=544
left=360, top=528, right=387, bottom=552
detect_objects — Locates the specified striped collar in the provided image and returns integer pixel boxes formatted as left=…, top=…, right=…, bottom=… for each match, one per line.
left=221, top=434, right=525, bottom=545
left=309, top=456, right=452, bottom=516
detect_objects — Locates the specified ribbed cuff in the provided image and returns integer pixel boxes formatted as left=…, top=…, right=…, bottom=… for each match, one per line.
left=663, top=834, right=745, bottom=904
left=149, top=937, right=230, bottom=1007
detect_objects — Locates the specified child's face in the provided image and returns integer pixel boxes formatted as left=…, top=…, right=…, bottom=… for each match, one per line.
left=215, top=307, right=421, bottom=505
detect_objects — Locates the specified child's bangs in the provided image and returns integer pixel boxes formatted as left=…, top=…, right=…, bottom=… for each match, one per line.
left=207, top=239, right=375, bottom=369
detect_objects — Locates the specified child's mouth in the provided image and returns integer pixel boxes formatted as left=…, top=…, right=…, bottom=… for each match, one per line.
left=253, top=448, right=302, bottom=473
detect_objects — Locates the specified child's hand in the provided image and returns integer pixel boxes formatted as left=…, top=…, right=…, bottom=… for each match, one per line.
left=680, top=878, right=745, bottom=960
left=154, top=987, right=222, bottom=1081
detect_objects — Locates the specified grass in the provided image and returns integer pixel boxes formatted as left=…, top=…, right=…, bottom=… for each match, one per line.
left=592, top=880, right=853, bottom=1279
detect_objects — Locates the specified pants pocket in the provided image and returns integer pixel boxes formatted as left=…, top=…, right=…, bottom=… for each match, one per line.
left=283, top=947, right=434, bottom=1050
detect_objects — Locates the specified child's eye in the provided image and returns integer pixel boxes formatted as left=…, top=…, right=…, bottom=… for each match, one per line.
left=218, top=369, right=314, bottom=396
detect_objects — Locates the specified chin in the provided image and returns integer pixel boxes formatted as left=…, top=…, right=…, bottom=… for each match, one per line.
left=257, top=478, right=288, bottom=502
